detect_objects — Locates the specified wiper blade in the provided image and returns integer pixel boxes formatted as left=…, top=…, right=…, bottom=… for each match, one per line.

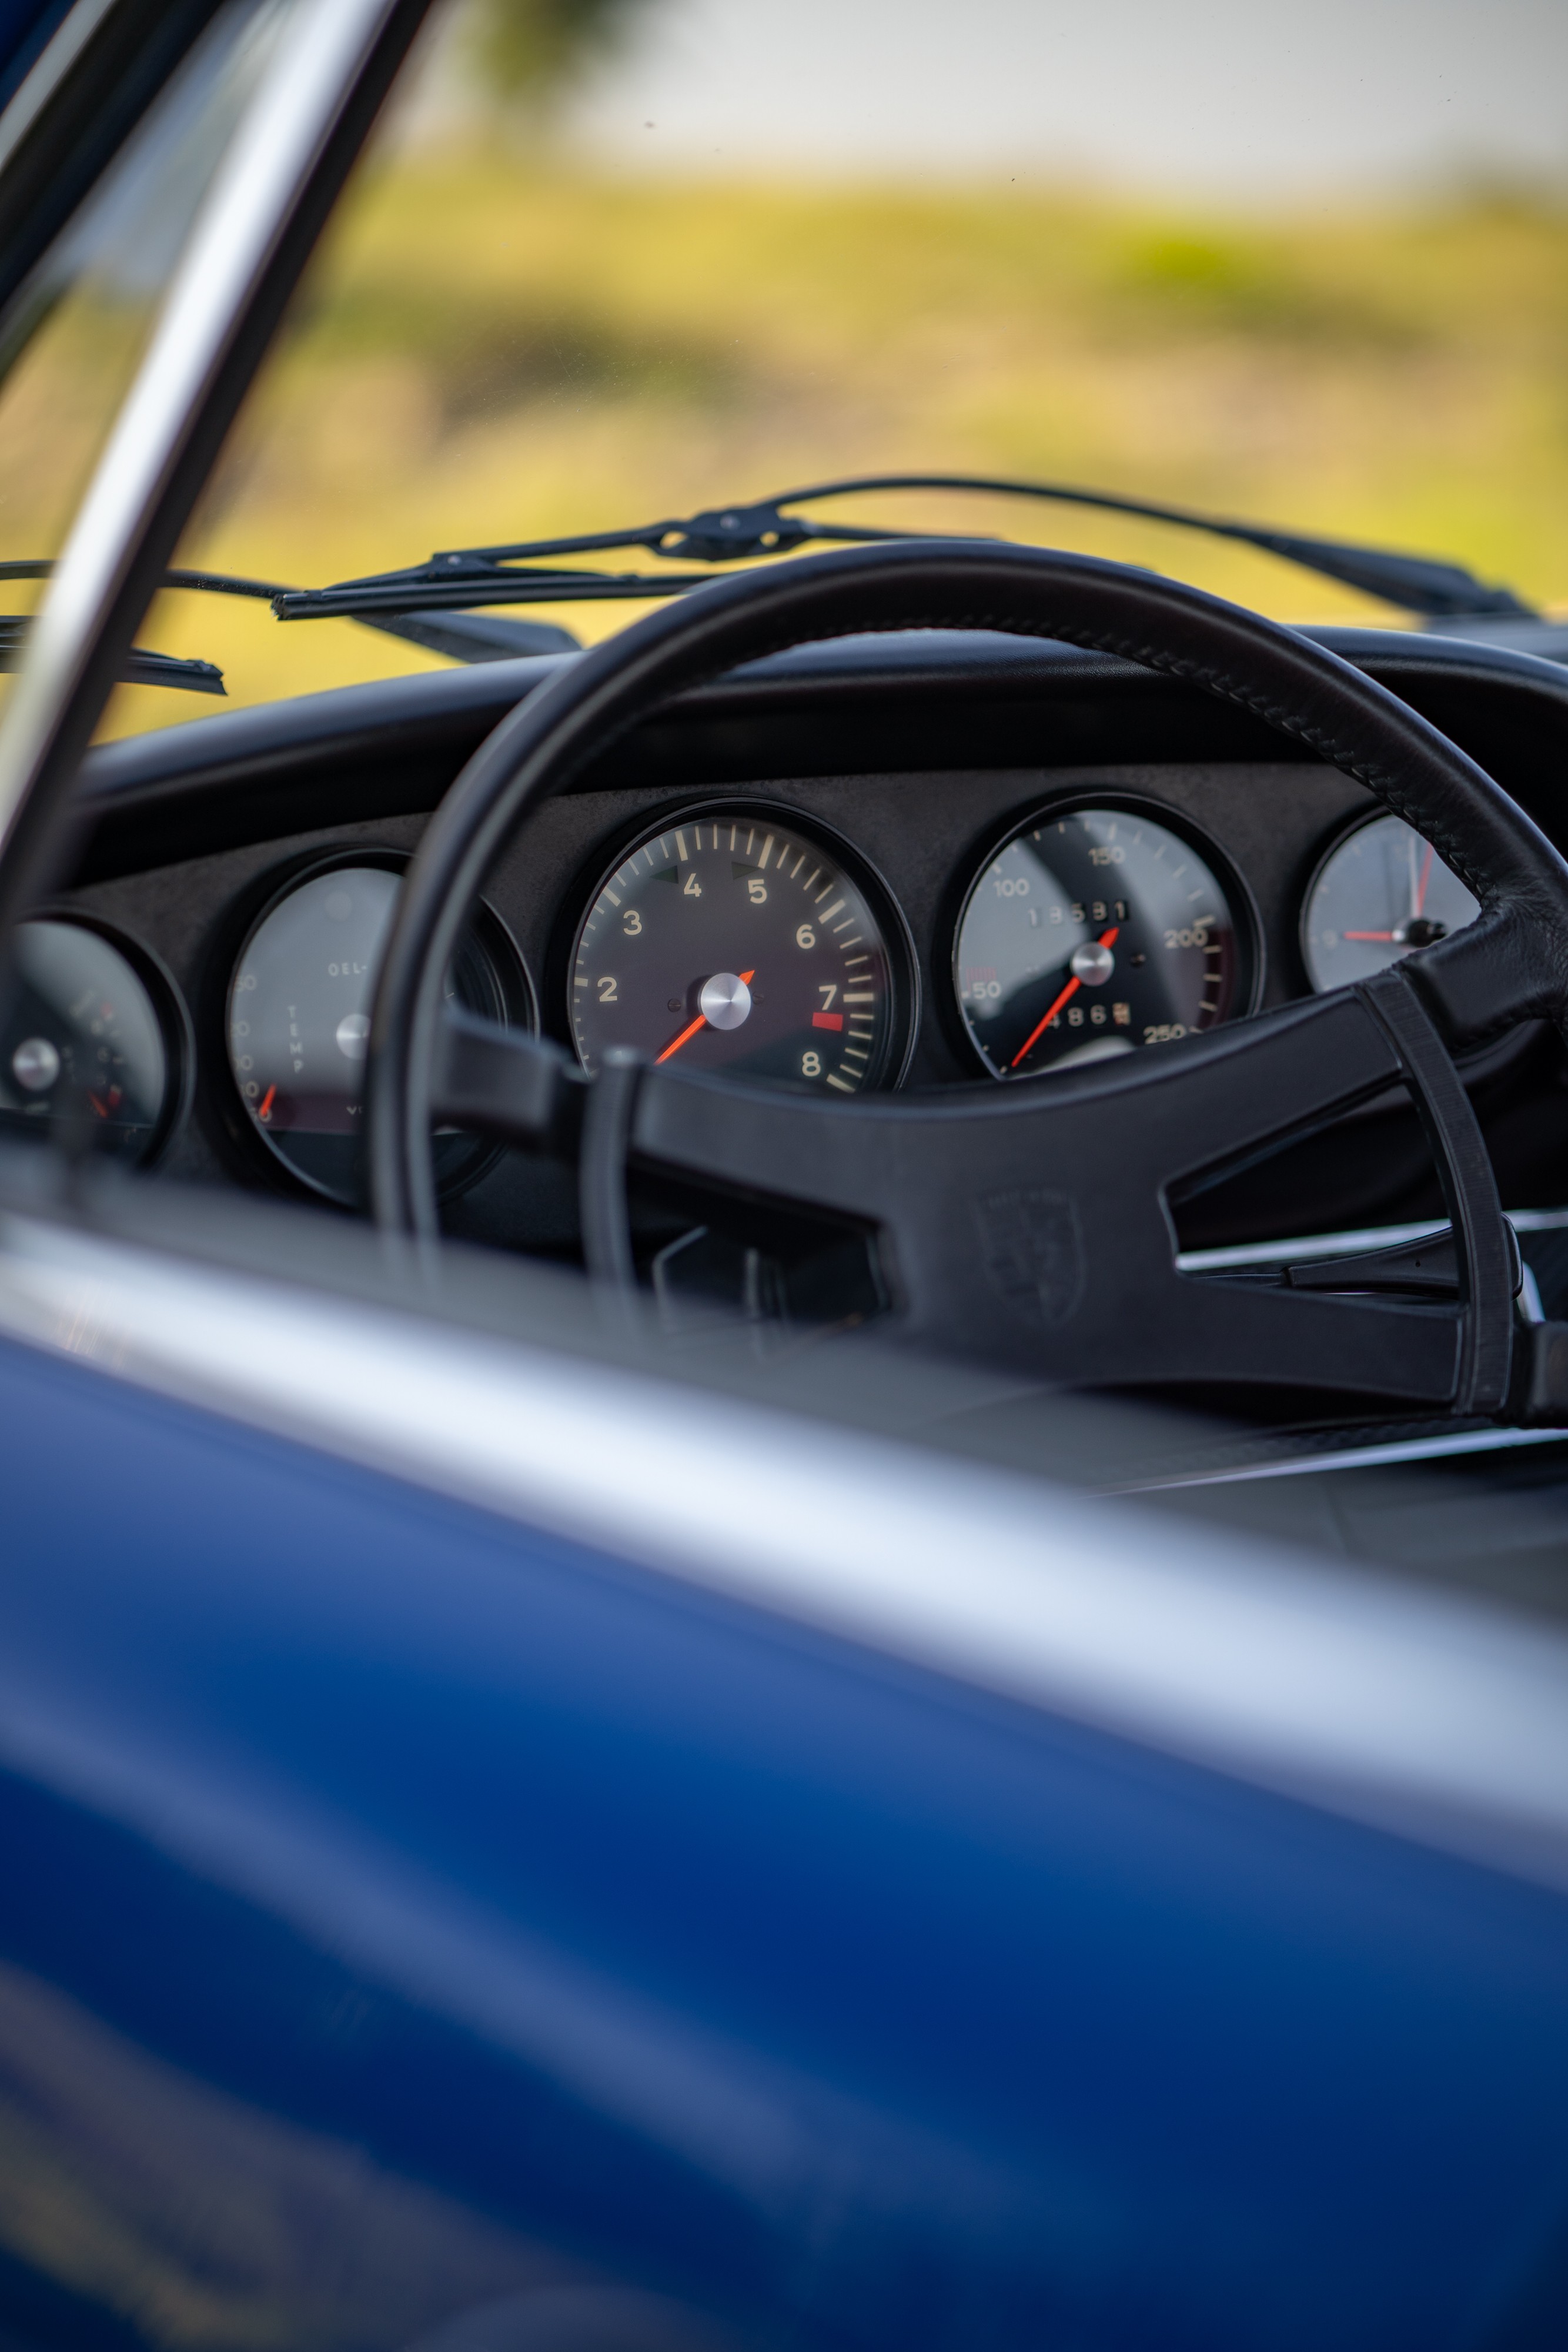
left=268, top=473, right=1536, bottom=625
left=0, top=561, right=579, bottom=677
left=0, top=613, right=223, bottom=696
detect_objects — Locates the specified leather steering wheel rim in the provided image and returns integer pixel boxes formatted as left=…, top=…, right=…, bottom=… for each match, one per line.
left=366, top=542, right=1568, bottom=1410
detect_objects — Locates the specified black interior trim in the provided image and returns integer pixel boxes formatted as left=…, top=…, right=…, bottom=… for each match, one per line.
left=68, top=627, right=1568, bottom=886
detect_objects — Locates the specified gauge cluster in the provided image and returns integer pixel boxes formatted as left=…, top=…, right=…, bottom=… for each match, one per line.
left=23, top=756, right=1506, bottom=1215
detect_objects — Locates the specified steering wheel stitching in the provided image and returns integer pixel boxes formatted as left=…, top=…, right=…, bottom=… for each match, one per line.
left=366, top=543, right=1568, bottom=1420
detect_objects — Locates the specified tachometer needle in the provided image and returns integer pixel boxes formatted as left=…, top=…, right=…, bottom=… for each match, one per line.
left=1415, top=841, right=1434, bottom=918
left=1010, top=927, right=1118, bottom=1070
left=656, top=970, right=754, bottom=1064
left=258, top=1083, right=276, bottom=1120
left=1343, top=930, right=1395, bottom=941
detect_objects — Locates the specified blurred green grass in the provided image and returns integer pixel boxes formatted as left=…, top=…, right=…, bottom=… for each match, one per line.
left=69, top=155, right=1568, bottom=736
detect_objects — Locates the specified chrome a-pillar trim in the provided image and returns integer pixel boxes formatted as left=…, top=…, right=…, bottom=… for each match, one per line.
left=0, top=0, right=417, bottom=927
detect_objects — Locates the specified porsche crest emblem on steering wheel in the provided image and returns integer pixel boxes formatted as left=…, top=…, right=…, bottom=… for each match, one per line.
left=974, top=1187, right=1086, bottom=1326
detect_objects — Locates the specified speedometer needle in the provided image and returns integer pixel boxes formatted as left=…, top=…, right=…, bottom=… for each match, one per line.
left=1010, top=927, right=1119, bottom=1070
left=656, top=970, right=754, bottom=1064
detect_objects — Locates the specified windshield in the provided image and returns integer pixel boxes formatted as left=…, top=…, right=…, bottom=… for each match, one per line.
left=0, top=2, right=290, bottom=705
left=10, top=0, right=1568, bottom=733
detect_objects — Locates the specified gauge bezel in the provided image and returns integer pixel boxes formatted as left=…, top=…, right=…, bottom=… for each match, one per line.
left=947, top=790, right=1264, bottom=1082
left=1295, top=803, right=1540, bottom=1092
left=559, top=795, right=921, bottom=1093
left=1297, top=804, right=1479, bottom=998
left=222, top=847, right=536, bottom=1205
left=24, top=907, right=194, bottom=1166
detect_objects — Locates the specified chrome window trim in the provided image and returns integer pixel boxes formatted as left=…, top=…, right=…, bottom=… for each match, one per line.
left=1, top=1207, right=1566, bottom=1893
left=0, top=0, right=407, bottom=900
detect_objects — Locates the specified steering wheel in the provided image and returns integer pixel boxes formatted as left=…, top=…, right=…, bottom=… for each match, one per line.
left=366, top=543, right=1568, bottom=1421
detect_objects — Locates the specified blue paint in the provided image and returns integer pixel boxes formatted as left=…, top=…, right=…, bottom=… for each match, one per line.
left=0, top=1330, right=1564, bottom=2348
left=0, top=2, right=71, bottom=115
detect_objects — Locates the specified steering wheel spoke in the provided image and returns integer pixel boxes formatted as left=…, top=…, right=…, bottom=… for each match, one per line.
left=628, top=980, right=1505, bottom=1404
left=372, top=540, right=1568, bottom=1419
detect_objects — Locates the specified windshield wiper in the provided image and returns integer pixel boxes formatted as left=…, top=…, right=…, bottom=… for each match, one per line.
left=0, top=610, right=223, bottom=694
left=267, top=473, right=1536, bottom=627
left=4, top=476, right=1528, bottom=691
left=0, top=560, right=578, bottom=688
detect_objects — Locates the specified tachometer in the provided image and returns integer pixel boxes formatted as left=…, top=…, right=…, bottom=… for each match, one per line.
left=1301, top=811, right=1479, bottom=994
left=568, top=805, right=914, bottom=1093
left=952, top=803, right=1256, bottom=1078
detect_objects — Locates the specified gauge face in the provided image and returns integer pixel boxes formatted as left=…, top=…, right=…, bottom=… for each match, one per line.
left=569, top=808, right=907, bottom=1093
left=0, top=919, right=175, bottom=1161
left=1302, top=813, right=1480, bottom=994
left=953, top=804, right=1252, bottom=1079
left=228, top=863, right=526, bottom=1205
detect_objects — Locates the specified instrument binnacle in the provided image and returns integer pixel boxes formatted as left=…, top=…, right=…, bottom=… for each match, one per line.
left=952, top=803, right=1257, bottom=1080
left=568, top=806, right=913, bottom=1093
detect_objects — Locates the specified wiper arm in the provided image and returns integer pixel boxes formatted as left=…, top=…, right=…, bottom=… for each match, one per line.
left=0, top=561, right=577, bottom=680
left=268, top=472, right=1536, bottom=625
left=0, top=607, right=223, bottom=695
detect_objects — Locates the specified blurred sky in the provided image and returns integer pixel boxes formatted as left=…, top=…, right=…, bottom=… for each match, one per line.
left=557, top=0, right=1568, bottom=196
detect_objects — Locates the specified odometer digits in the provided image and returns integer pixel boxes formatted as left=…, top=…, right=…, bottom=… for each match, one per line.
left=953, top=804, right=1253, bottom=1078
left=569, top=807, right=908, bottom=1093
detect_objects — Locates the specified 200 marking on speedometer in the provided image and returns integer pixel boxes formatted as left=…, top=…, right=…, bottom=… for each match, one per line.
left=569, top=807, right=903, bottom=1092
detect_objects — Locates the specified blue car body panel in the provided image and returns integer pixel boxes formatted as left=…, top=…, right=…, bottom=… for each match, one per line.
left=0, top=2, right=69, bottom=108
left=1, top=1332, right=1566, bottom=2349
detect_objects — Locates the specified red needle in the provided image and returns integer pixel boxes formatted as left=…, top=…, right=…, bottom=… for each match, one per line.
left=654, top=969, right=754, bottom=1064
left=258, top=1083, right=276, bottom=1119
left=1415, top=841, right=1434, bottom=917
left=1343, top=930, right=1396, bottom=941
left=1010, top=926, right=1119, bottom=1070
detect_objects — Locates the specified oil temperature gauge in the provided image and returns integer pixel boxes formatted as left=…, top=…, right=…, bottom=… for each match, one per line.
left=227, top=860, right=532, bottom=1205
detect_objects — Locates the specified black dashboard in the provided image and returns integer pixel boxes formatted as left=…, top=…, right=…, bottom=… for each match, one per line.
left=16, top=622, right=1568, bottom=1286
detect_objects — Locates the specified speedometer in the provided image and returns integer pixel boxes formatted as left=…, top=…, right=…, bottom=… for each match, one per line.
left=568, top=804, right=915, bottom=1093
left=952, top=802, right=1257, bottom=1079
